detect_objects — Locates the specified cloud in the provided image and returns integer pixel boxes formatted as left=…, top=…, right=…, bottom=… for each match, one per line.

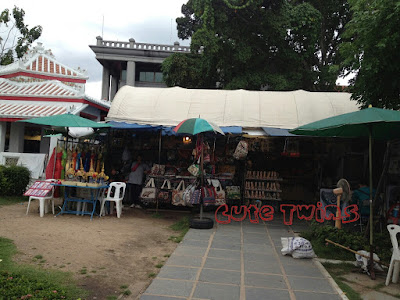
left=3, top=0, right=190, bottom=99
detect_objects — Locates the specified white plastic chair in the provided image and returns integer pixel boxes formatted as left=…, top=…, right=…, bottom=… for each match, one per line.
left=99, top=182, right=126, bottom=218
left=26, top=179, right=57, bottom=217
left=386, top=224, right=400, bottom=285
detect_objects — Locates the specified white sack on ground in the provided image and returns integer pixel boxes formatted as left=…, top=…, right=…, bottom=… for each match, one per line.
left=281, top=237, right=316, bottom=259
left=355, top=250, right=384, bottom=272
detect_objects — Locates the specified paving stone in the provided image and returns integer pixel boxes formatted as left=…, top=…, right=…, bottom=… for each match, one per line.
left=141, top=295, right=184, bottom=300
left=214, top=231, right=241, bottom=238
left=144, top=279, right=194, bottom=298
left=211, top=241, right=241, bottom=250
left=213, top=236, right=241, bottom=244
left=180, top=239, right=210, bottom=248
left=166, top=255, right=203, bottom=267
left=279, top=255, right=316, bottom=266
left=243, top=237, right=270, bottom=245
left=193, top=282, right=240, bottom=300
left=204, top=257, right=241, bottom=271
left=157, top=266, right=199, bottom=281
left=244, top=260, right=282, bottom=274
left=243, top=243, right=274, bottom=254
left=184, top=230, right=213, bottom=241
left=245, top=272, right=287, bottom=289
left=200, top=268, right=241, bottom=285
left=208, top=248, right=241, bottom=260
left=173, top=245, right=207, bottom=257
left=288, top=276, right=336, bottom=293
left=245, top=287, right=290, bottom=300
left=244, top=252, right=276, bottom=263
left=283, top=263, right=323, bottom=277
left=294, top=291, right=342, bottom=300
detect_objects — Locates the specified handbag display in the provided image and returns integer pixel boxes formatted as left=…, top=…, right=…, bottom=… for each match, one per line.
left=190, top=188, right=202, bottom=205
left=172, top=180, right=186, bottom=206
left=140, top=178, right=157, bottom=204
left=183, top=182, right=196, bottom=206
left=226, top=186, right=241, bottom=200
left=151, top=164, right=166, bottom=175
left=202, top=186, right=216, bottom=206
left=157, top=179, right=172, bottom=204
left=233, top=140, right=249, bottom=160
left=210, top=179, right=226, bottom=205
left=187, top=164, right=200, bottom=176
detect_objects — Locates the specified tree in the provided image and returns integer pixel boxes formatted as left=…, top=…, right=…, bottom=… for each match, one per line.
left=339, top=0, right=400, bottom=109
left=0, top=6, right=42, bottom=65
left=163, top=0, right=350, bottom=91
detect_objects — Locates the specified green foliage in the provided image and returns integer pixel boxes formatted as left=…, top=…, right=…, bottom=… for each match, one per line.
left=164, top=0, right=350, bottom=91
left=0, top=6, right=42, bottom=65
left=0, top=165, right=31, bottom=196
left=301, top=221, right=392, bottom=262
left=0, top=237, right=85, bottom=299
left=340, top=0, right=400, bottom=108
left=0, top=271, right=68, bottom=300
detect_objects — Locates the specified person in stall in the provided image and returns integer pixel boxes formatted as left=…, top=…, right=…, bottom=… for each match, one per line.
left=127, top=154, right=150, bottom=209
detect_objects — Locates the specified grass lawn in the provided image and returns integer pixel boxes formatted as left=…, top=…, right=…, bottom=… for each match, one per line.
left=0, top=236, right=86, bottom=299
left=0, top=196, right=28, bottom=206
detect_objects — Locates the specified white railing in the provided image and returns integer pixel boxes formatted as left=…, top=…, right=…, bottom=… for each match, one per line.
left=96, top=37, right=190, bottom=53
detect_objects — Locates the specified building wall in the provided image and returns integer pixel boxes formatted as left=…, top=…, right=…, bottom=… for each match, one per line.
left=90, top=37, right=190, bottom=101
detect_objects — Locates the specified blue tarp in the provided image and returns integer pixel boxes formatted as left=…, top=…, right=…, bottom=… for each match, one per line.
left=262, top=127, right=296, bottom=137
left=109, top=121, right=162, bottom=131
left=109, top=121, right=242, bottom=135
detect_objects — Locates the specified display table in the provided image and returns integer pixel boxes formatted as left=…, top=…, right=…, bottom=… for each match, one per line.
left=52, top=183, right=108, bottom=220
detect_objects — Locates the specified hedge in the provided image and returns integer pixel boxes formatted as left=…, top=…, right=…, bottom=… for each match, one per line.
left=0, top=165, right=31, bottom=196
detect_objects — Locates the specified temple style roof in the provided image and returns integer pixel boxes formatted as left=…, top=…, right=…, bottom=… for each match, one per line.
left=0, top=78, right=110, bottom=110
left=0, top=43, right=88, bottom=81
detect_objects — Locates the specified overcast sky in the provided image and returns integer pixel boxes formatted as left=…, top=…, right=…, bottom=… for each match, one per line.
left=2, top=0, right=190, bottom=99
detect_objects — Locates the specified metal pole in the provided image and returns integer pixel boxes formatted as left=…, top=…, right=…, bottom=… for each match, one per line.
left=200, top=133, right=204, bottom=220
left=368, top=125, right=376, bottom=279
left=369, top=126, right=373, bottom=246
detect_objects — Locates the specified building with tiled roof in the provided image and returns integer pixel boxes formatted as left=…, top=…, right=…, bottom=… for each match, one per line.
left=0, top=43, right=110, bottom=154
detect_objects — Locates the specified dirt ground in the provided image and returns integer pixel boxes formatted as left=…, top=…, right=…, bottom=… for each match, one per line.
left=0, top=199, right=187, bottom=299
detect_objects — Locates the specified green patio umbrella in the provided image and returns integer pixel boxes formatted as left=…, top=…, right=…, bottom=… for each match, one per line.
left=19, top=113, right=111, bottom=128
left=290, top=106, right=400, bottom=277
left=173, top=118, right=224, bottom=227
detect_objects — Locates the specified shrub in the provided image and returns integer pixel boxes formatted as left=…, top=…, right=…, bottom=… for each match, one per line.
left=301, top=221, right=392, bottom=262
left=0, top=165, right=31, bottom=196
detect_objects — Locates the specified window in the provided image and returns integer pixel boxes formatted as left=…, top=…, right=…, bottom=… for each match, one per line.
left=139, top=72, right=163, bottom=83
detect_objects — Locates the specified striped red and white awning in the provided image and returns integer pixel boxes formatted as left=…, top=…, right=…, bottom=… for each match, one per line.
left=0, top=101, right=85, bottom=119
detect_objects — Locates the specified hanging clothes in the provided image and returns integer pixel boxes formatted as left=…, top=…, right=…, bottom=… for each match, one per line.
left=45, top=148, right=56, bottom=179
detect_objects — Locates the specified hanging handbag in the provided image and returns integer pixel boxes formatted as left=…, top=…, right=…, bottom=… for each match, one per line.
left=226, top=186, right=241, bottom=200
left=151, top=164, right=166, bottom=175
left=187, top=164, right=200, bottom=176
left=202, top=186, right=216, bottom=206
left=211, top=179, right=226, bottom=205
left=157, top=179, right=172, bottom=204
left=140, top=178, right=157, bottom=204
left=233, top=140, right=249, bottom=160
left=190, top=188, right=202, bottom=205
left=172, top=180, right=186, bottom=206
left=183, top=181, right=196, bottom=206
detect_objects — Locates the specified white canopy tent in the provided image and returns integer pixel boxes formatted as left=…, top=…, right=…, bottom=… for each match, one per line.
left=107, top=86, right=359, bottom=129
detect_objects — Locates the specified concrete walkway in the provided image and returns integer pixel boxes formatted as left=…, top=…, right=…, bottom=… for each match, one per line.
left=140, top=214, right=344, bottom=300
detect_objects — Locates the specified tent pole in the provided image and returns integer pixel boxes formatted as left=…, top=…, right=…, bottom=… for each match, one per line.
left=200, top=133, right=204, bottom=220
left=156, top=130, right=162, bottom=214
left=368, top=125, right=375, bottom=279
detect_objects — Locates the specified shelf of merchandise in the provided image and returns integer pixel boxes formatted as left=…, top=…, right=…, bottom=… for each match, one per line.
left=244, top=171, right=283, bottom=202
